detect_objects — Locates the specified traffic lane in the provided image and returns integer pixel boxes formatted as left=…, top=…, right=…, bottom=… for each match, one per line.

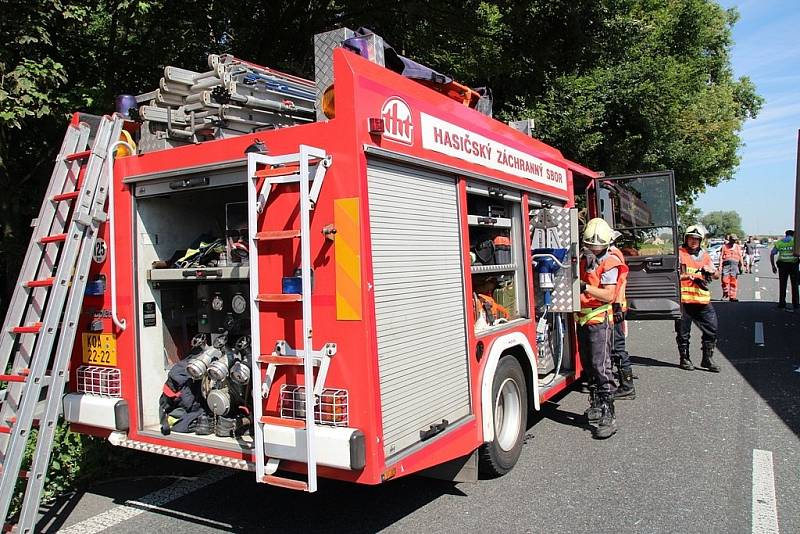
left=526, top=320, right=752, bottom=534
left=49, top=462, right=480, bottom=533
left=715, top=261, right=800, bottom=532
left=37, top=456, right=232, bottom=532
left=43, top=264, right=799, bottom=533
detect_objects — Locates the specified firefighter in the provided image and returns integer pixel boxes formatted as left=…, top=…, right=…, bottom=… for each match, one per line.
left=609, top=242, right=635, bottom=400
left=676, top=224, right=721, bottom=372
left=719, top=234, right=743, bottom=301
left=578, top=218, right=628, bottom=439
left=770, top=230, right=799, bottom=311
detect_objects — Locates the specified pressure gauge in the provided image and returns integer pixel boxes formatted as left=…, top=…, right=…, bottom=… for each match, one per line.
left=232, top=293, right=247, bottom=314
left=211, top=294, right=224, bottom=311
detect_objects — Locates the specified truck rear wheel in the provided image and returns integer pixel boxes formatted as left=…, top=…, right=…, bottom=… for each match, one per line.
left=479, top=355, right=528, bottom=477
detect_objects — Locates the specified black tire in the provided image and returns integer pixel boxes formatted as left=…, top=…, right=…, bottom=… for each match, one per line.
left=479, top=355, right=528, bottom=477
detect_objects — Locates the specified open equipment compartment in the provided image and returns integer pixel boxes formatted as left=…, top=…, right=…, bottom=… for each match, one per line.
left=466, top=182, right=529, bottom=333
left=133, top=171, right=255, bottom=450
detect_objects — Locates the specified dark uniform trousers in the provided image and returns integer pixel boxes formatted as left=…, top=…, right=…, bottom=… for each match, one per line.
left=674, top=303, right=717, bottom=349
left=578, top=320, right=615, bottom=394
left=777, top=261, right=799, bottom=308
left=612, top=320, right=631, bottom=372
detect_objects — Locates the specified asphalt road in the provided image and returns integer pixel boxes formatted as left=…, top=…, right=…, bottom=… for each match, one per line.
left=36, top=260, right=799, bottom=533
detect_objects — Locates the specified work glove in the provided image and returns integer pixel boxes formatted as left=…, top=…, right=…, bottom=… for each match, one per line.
left=580, top=281, right=587, bottom=293
left=699, top=268, right=715, bottom=281
left=772, top=265, right=778, bottom=274
left=612, top=303, right=625, bottom=324
left=694, top=277, right=709, bottom=291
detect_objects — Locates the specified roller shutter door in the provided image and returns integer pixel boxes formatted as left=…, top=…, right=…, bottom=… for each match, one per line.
left=367, top=159, right=471, bottom=458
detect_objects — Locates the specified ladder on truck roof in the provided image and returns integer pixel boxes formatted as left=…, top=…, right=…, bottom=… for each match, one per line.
left=0, top=115, right=124, bottom=532
left=247, top=145, right=336, bottom=492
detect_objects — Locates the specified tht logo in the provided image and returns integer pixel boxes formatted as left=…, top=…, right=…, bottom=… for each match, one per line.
left=380, top=97, right=413, bottom=145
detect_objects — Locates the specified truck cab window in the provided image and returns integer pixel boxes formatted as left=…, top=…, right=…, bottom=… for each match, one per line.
left=598, top=175, right=677, bottom=256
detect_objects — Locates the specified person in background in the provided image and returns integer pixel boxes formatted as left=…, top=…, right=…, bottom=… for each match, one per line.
left=719, top=234, right=743, bottom=301
left=770, top=229, right=799, bottom=311
left=578, top=218, right=628, bottom=439
left=743, top=236, right=757, bottom=274
left=676, top=224, right=721, bottom=372
left=608, top=240, right=635, bottom=400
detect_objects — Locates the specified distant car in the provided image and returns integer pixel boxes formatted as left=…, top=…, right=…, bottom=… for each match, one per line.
left=708, top=243, right=723, bottom=264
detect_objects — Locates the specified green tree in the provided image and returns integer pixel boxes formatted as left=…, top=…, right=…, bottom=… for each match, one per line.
left=701, top=210, right=744, bottom=238
left=677, top=202, right=703, bottom=236
left=500, top=1, right=762, bottom=204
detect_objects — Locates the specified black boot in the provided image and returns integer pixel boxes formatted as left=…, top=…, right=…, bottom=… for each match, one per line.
left=584, top=387, right=601, bottom=423
left=701, top=343, right=721, bottom=373
left=678, top=345, right=694, bottom=371
left=613, top=368, right=636, bottom=400
left=195, top=414, right=215, bottom=435
left=593, top=394, right=618, bottom=439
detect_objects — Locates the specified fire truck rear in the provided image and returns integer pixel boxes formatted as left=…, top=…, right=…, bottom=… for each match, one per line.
left=1, top=28, right=681, bottom=527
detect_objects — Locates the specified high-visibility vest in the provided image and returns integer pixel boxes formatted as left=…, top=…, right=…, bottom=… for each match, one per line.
left=720, top=243, right=742, bottom=263
left=578, top=252, right=626, bottom=326
left=774, top=238, right=798, bottom=263
left=608, top=246, right=628, bottom=311
left=679, top=245, right=713, bottom=305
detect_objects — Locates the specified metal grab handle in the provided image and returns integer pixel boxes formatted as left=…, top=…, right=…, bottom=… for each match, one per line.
left=532, top=253, right=567, bottom=269
left=107, top=140, right=135, bottom=331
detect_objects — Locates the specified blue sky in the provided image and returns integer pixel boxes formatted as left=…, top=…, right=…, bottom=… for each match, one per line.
left=694, top=0, right=800, bottom=235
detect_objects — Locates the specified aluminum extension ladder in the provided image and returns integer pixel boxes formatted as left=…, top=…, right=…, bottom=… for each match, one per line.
left=0, top=115, right=123, bottom=532
left=247, top=145, right=336, bottom=492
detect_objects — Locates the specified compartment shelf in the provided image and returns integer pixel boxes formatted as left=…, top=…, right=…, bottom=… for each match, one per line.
left=467, top=214, right=512, bottom=228
left=471, top=263, right=517, bottom=274
left=148, top=265, right=250, bottom=282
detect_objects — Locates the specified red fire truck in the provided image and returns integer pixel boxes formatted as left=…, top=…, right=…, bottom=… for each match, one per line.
left=0, top=28, right=680, bottom=528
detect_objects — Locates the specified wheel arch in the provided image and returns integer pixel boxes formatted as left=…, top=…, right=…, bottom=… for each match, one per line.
left=480, top=332, right=540, bottom=443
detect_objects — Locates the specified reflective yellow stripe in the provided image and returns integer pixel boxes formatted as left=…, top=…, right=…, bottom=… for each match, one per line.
left=681, top=286, right=711, bottom=304
left=681, top=287, right=709, bottom=295
left=334, top=198, right=362, bottom=320
left=577, top=304, right=612, bottom=326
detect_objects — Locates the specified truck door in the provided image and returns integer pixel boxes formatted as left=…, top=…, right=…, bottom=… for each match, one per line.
left=594, top=171, right=681, bottom=320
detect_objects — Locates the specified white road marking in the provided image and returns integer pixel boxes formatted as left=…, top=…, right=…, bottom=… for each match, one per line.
left=755, top=277, right=760, bottom=282
left=755, top=291, right=761, bottom=300
left=754, top=322, right=765, bottom=345
left=752, top=449, right=779, bottom=534
left=57, top=468, right=235, bottom=534
left=794, top=366, right=800, bottom=373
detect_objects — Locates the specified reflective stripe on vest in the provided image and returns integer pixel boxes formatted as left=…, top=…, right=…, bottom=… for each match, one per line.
left=775, top=239, right=797, bottom=262
left=679, top=246, right=711, bottom=305
left=680, top=285, right=711, bottom=305
left=578, top=304, right=612, bottom=326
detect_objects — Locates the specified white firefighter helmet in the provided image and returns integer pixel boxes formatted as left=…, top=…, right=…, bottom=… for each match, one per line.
left=684, top=224, right=707, bottom=241
left=582, top=218, right=617, bottom=247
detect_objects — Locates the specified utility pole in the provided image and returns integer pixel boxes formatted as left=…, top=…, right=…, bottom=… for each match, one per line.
left=794, top=129, right=800, bottom=254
